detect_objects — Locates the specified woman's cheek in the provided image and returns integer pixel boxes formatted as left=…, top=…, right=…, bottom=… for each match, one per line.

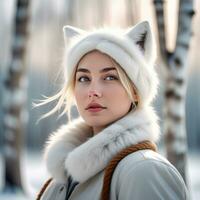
left=76, top=88, right=88, bottom=103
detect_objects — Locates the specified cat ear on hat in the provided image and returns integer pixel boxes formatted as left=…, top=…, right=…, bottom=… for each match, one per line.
left=63, top=25, right=86, bottom=45
left=125, top=21, right=156, bottom=64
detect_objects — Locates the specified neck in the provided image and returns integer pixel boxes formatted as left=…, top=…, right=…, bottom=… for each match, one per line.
left=92, top=126, right=105, bottom=135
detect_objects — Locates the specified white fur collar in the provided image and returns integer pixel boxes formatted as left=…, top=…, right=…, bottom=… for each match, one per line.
left=44, top=106, right=160, bottom=183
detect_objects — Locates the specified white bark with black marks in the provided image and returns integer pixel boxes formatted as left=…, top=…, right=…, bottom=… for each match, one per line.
left=153, top=0, right=195, bottom=183
left=3, top=0, right=30, bottom=192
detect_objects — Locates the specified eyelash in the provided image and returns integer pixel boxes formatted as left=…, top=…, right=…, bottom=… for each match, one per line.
left=77, top=75, right=118, bottom=82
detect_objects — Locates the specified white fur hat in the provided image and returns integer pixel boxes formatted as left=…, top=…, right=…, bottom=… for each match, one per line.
left=63, top=21, right=159, bottom=106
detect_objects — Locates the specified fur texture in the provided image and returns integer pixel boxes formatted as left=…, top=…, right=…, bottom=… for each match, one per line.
left=44, top=106, right=160, bottom=183
left=62, top=21, right=159, bottom=106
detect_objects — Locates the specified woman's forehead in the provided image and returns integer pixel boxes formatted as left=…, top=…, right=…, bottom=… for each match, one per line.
left=77, top=51, right=116, bottom=67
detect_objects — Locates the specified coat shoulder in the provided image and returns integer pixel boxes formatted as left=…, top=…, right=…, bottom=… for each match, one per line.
left=114, top=149, right=181, bottom=175
left=111, top=150, right=188, bottom=200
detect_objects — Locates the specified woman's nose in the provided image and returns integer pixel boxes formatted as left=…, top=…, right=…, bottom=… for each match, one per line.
left=88, top=90, right=102, bottom=98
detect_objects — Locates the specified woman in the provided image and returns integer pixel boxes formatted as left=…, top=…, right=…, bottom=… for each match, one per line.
left=37, top=21, right=188, bottom=200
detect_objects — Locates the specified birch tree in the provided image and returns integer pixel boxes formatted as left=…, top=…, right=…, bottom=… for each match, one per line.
left=2, top=0, right=30, bottom=191
left=153, top=0, right=195, bottom=182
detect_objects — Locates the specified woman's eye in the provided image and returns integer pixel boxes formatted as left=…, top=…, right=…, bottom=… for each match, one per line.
left=77, top=76, right=90, bottom=82
left=105, top=75, right=118, bottom=81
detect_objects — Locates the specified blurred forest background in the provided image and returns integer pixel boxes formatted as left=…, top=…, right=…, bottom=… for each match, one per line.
left=0, top=0, right=200, bottom=199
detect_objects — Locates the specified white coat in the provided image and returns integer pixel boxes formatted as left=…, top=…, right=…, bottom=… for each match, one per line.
left=40, top=106, right=188, bottom=200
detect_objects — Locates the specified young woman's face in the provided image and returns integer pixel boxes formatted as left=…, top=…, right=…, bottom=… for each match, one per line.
left=74, top=50, right=132, bottom=134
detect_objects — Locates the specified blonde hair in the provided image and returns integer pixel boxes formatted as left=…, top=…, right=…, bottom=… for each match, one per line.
left=33, top=50, right=139, bottom=122
left=109, top=57, right=139, bottom=104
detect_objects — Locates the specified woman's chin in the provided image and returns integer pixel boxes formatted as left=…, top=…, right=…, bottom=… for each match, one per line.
left=85, top=119, right=108, bottom=128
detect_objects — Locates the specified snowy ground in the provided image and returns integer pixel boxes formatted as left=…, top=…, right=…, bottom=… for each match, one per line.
left=0, top=150, right=199, bottom=200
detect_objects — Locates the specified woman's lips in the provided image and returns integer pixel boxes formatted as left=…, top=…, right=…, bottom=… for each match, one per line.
left=87, top=107, right=106, bottom=112
left=85, top=102, right=106, bottom=112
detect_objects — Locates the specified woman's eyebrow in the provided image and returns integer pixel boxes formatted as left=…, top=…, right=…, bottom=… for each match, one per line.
left=76, top=68, right=89, bottom=73
left=76, top=67, right=116, bottom=73
left=100, top=67, right=116, bottom=73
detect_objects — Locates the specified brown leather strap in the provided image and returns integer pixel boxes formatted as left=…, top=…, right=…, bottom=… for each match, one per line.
left=101, top=141, right=157, bottom=200
left=36, top=178, right=53, bottom=200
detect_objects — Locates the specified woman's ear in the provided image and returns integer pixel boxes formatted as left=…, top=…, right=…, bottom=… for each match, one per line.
left=131, top=85, right=139, bottom=103
left=63, top=25, right=86, bottom=45
left=125, top=21, right=156, bottom=64
left=133, top=91, right=139, bottom=103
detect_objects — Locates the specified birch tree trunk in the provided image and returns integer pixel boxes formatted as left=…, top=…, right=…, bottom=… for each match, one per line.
left=153, top=0, right=194, bottom=183
left=3, top=0, right=30, bottom=192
